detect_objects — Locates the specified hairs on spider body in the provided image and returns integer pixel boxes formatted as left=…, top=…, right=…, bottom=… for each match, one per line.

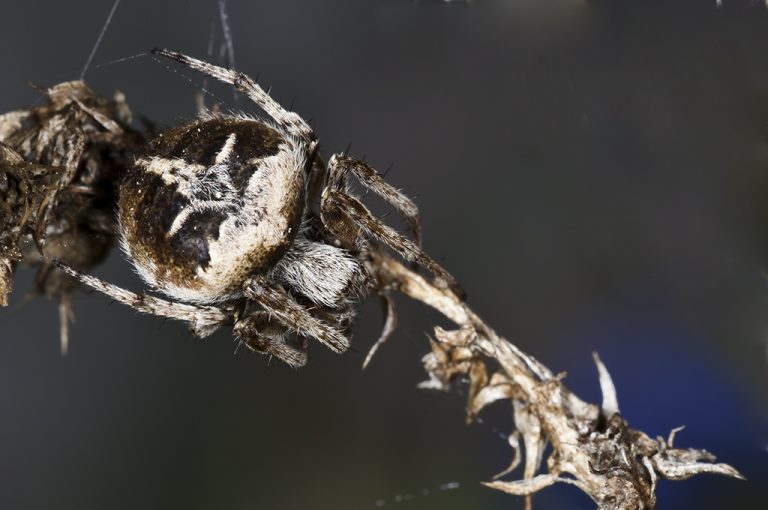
left=3, top=49, right=462, bottom=367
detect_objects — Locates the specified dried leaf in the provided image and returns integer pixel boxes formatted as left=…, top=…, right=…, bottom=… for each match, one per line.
left=362, top=293, right=397, bottom=369
left=484, top=474, right=571, bottom=495
left=468, top=372, right=513, bottom=421
left=641, top=456, right=657, bottom=496
left=434, top=325, right=475, bottom=347
left=665, top=425, right=685, bottom=448
left=652, top=457, right=746, bottom=481
left=493, top=431, right=522, bottom=480
left=514, top=400, right=546, bottom=482
left=593, top=352, right=619, bottom=417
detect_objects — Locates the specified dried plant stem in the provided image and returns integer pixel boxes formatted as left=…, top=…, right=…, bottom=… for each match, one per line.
left=373, top=252, right=744, bottom=510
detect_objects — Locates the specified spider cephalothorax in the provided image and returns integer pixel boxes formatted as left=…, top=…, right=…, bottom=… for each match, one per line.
left=21, top=49, right=461, bottom=367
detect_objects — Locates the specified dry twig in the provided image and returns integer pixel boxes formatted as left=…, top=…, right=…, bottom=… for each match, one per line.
left=371, top=251, right=744, bottom=510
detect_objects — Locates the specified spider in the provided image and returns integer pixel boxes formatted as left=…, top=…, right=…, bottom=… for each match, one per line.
left=3, top=49, right=462, bottom=367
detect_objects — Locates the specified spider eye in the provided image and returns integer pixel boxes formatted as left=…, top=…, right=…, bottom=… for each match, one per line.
left=119, top=117, right=306, bottom=304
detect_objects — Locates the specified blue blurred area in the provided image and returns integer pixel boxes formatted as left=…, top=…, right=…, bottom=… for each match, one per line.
left=553, top=307, right=766, bottom=508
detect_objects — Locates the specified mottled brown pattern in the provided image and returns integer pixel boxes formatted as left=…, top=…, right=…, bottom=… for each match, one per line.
left=0, top=80, right=141, bottom=309
left=0, top=143, right=64, bottom=304
left=120, top=118, right=290, bottom=291
left=145, top=117, right=284, bottom=181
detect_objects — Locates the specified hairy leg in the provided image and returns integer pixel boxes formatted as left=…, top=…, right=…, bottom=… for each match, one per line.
left=152, top=49, right=315, bottom=145
left=327, top=154, right=421, bottom=245
left=54, top=259, right=233, bottom=337
left=234, top=311, right=308, bottom=368
left=244, top=277, right=350, bottom=354
left=321, top=189, right=463, bottom=298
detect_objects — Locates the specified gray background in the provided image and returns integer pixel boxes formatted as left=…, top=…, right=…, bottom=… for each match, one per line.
left=0, top=0, right=766, bottom=508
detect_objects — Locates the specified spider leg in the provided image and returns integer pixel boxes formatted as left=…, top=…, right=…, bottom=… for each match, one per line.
left=328, top=154, right=422, bottom=245
left=244, top=278, right=350, bottom=354
left=152, top=49, right=315, bottom=145
left=54, top=259, right=233, bottom=337
left=321, top=189, right=463, bottom=298
left=306, top=153, right=328, bottom=212
left=233, top=311, right=308, bottom=368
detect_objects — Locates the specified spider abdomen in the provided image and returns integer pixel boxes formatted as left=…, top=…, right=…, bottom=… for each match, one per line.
left=119, top=117, right=307, bottom=304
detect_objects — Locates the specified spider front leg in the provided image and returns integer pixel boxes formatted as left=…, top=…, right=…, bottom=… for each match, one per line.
left=234, top=312, right=308, bottom=368
left=321, top=155, right=463, bottom=297
left=152, top=49, right=316, bottom=146
left=244, top=277, right=350, bottom=354
left=327, top=154, right=422, bottom=245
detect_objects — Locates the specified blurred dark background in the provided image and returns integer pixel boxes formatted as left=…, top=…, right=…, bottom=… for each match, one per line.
left=1, top=0, right=766, bottom=508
